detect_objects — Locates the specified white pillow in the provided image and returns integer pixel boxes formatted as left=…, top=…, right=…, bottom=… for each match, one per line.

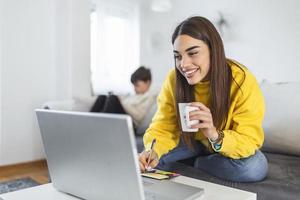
left=73, top=96, right=97, bottom=112
left=135, top=103, right=157, bottom=136
left=261, top=81, right=300, bottom=156
left=42, top=100, right=76, bottom=111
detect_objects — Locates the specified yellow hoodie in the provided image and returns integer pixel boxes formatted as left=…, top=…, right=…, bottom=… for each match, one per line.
left=143, top=60, right=265, bottom=159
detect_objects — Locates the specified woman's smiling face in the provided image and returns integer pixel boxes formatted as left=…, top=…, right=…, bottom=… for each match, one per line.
left=173, top=34, right=211, bottom=85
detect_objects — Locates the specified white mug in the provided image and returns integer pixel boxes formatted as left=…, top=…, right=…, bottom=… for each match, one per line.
left=178, top=103, right=199, bottom=132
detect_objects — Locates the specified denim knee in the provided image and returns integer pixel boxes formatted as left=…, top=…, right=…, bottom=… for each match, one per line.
left=229, top=151, right=268, bottom=182
left=194, top=150, right=268, bottom=182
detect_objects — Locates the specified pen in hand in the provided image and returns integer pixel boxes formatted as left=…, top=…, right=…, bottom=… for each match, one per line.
left=146, top=139, right=156, bottom=171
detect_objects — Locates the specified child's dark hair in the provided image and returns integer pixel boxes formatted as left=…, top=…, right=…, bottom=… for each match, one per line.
left=130, top=66, right=152, bottom=84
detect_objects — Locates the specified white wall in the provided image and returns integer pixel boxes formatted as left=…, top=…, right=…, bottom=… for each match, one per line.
left=0, top=0, right=90, bottom=166
left=69, top=1, right=91, bottom=99
left=0, top=0, right=3, bottom=163
left=54, top=0, right=91, bottom=100
left=140, top=0, right=300, bottom=85
left=1, top=0, right=56, bottom=165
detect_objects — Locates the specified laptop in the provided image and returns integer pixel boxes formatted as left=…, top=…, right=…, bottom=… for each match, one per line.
left=35, top=109, right=204, bottom=200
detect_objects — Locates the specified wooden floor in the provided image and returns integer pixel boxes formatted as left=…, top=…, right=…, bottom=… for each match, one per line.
left=0, top=160, right=50, bottom=184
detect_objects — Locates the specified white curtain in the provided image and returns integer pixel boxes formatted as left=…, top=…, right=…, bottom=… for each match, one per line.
left=90, top=0, right=140, bottom=95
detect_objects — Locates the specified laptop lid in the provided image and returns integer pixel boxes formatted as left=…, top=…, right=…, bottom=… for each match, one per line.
left=36, top=109, right=145, bottom=200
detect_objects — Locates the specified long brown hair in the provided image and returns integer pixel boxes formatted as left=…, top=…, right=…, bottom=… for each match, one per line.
left=172, top=16, right=232, bottom=148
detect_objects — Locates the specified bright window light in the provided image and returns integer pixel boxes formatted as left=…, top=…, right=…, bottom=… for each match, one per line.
left=90, top=2, right=139, bottom=95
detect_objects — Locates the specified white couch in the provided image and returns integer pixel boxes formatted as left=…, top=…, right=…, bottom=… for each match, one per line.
left=260, top=81, right=300, bottom=156
left=42, top=81, right=300, bottom=154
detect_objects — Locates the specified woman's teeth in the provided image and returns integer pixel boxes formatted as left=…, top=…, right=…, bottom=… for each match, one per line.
left=185, top=68, right=198, bottom=76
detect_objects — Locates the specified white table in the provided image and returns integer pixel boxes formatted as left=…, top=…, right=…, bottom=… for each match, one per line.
left=0, top=176, right=256, bottom=200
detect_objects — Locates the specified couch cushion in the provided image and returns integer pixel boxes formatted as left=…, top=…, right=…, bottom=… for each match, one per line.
left=260, top=81, right=300, bottom=156
left=135, top=136, right=144, bottom=153
left=135, top=103, right=157, bottom=136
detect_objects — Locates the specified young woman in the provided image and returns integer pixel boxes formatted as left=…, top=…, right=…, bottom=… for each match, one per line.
left=139, top=16, right=268, bottom=182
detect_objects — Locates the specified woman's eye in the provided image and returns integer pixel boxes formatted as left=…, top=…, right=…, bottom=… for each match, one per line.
left=188, top=52, right=198, bottom=56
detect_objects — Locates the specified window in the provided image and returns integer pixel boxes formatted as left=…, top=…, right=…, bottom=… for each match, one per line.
left=90, top=0, right=139, bottom=95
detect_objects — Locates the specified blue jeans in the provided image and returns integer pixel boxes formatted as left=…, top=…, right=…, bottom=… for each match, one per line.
left=157, top=140, right=268, bottom=182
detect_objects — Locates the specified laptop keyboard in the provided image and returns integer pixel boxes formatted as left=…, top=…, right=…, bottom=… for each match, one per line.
left=143, top=179, right=154, bottom=186
left=143, top=179, right=158, bottom=200
left=144, top=191, right=158, bottom=200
